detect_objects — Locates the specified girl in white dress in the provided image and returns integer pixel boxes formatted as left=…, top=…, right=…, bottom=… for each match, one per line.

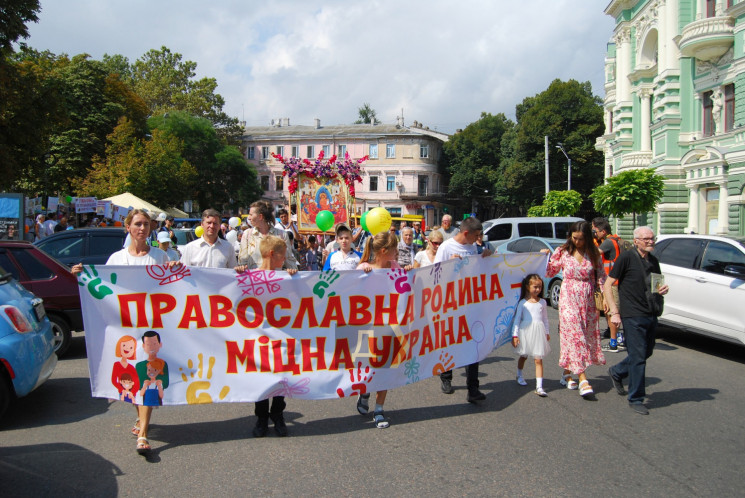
left=512, top=274, right=551, bottom=396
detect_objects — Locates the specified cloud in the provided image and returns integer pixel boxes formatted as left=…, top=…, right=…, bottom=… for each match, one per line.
left=26, top=0, right=614, bottom=133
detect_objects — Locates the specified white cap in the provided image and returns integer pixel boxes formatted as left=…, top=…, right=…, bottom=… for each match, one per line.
left=157, top=231, right=171, bottom=244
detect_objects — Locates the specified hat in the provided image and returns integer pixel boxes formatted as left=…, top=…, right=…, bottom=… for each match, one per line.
left=157, top=231, right=172, bottom=244
left=335, top=224, right=350, bottom=235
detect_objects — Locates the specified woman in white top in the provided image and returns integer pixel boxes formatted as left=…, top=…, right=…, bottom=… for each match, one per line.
left=237, top=200, right=297, bottom=270
left=72, top=208, right=171, bottom=455
left=35, top=214, right=46, bottom=241
left=413, top=229, right=443, bottom=268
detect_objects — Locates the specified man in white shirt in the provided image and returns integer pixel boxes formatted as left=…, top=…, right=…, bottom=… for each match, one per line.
left=180, top=209, right=237, bottom=268
left=323, top=225, right=361, bottom=271
left=434, top=217, right=492, bottom=403
left=44, top=212, right=58, bottom=236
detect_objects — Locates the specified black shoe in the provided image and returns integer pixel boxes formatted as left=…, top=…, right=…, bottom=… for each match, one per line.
left=441, top=378, right=454, bottom=394
left=466, top=389, right=486, bottom=403
left=601, top=327, right=611, bottom=339
left=608, top=368, right=626, bottom=395
left=253, top=417, right=269, bottom=437
left=270, top=413, right=288, bottom=437
left=629, top=403, right=649, bottom=415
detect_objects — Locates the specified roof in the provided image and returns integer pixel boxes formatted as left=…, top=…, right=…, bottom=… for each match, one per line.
left=242, top=123, right=450, bottom=142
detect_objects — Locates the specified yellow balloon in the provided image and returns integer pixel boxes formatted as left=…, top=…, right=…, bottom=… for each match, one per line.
left=195, top=225, right=204, bottom=237
left=366, top=207, right=392, bottom=235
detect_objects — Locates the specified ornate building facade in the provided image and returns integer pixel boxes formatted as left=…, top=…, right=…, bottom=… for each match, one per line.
left=597, top=0, right=745, bottom=235
left=241, top=118, right=450, bottom=227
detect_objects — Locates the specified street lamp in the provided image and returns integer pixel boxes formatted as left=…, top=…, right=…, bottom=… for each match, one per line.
left=556, top=143, right=572, bottom=191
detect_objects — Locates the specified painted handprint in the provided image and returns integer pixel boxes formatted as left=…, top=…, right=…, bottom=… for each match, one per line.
left=387, top=268, right=411, bottom=293
left=336, top=361, right=376, bottom=398
left=313, top=268, right=340, bottom=298
left=78, top=265, right=117, bottom=300
left=179, top=354, right=230, bottom=404
left=268, top=377, right=311, bottom=398
left=432, top=351, right=455, bottom=376
left=146, top=263, right=191, bottom=285
left=429, top=263, right=442, bottom=285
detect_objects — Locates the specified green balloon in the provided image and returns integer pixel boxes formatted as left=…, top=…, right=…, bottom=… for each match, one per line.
left=316, top=210, right=334, bottom=232
left=65, top=195, right=73, bottom=203
left=360, top=211, right=369, bottom=232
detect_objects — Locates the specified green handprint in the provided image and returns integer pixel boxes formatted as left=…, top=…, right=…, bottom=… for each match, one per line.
left=78, top=265, right=118, bottom=300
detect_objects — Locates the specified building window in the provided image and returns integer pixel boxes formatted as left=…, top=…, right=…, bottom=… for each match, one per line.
left=386, top=144, right=395, bottom=158
left=724, top=84, right=735, bottom=133
left=420, top=144, right=429, bottom=159
left=389, top=207, right=401, bottom=216
left=276, top=146, right=284, bottom=157
left=369, top=176, right=378, bottom=191
left=275, top=175, right=283, bottom=191
left=387, top=175, right=396, bottom=191
left=247, top=146, right=255, bottom=160
left=338, top=144, right=346, bottom=157
left=703, top=91, right=714, bottom=137
left=369, top=144, right=378, bottom=159
left=261, top=146, right=269, bottom=159
left=291, top=146, right=299, bottom=157
left=706, top=0, right=716, bottom=17
left=260, top=175, right=270, bottom=191
left=418, top=175, right=428, bottom=196
left=322, top=145, right=330, bottom=155
left=307, top=145, right=314, bottom=158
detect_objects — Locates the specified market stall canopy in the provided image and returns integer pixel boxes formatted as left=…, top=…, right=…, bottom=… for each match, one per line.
left=103, top=193, right=165, bottom=217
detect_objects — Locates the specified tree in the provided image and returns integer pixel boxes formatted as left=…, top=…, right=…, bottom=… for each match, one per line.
left=590, top=169, right=665, bottom=229
left=0, top=0, right=40, bottom=57
left=442, top=112, right=514, bottom=217
left=500, top=79, right=605, bottom=215
left=528, top=190, right=583, bottom=217
left=354, top=103, right=378, bottom=124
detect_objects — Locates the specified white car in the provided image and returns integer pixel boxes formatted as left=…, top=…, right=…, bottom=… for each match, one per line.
left=653, top=234, right=745, bottom=345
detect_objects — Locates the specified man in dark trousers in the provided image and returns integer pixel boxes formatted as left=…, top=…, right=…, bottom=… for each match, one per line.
left=603, top=226, right=669, bottom=415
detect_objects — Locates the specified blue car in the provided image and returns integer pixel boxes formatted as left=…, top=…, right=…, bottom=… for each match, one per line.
left=495, top=236, right=564, bottom=309
left=0, top=264, right=57, bottom=420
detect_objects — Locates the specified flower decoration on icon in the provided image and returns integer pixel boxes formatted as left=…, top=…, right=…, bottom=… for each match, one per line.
left=273, top=151, right=367, bottom=197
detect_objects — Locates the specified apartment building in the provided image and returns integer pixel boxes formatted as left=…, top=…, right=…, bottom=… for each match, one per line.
left=242, top=117, right=450, bottom=227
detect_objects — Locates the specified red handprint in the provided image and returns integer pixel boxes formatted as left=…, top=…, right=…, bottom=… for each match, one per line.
left=432, top=351, right=455, bottom=376
left=336, top=361, right=376, bottom=398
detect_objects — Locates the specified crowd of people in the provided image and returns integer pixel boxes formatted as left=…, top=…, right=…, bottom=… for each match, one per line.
left=70, top=205, right=668, bottom=455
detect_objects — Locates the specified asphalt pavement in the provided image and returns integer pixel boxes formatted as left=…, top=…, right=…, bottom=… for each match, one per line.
left=1, top=308, right=744, bottom=497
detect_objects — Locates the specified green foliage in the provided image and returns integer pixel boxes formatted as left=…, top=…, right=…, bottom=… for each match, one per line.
left=354, top=103, right=378, bottom=124
left=0, top=0, right=40, bottom=57
left=528, top=190, right=583, bottom=217
left=591, top=169, right=665, bottom=227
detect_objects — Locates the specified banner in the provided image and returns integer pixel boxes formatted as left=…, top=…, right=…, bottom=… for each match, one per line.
left=75, top=197, right=97, bottom=214
left=80, top=253, right=547, bottom=405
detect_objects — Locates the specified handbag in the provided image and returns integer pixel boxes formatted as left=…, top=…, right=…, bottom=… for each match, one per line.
left=593, top=267, right=605, bottom=311
left=632, top=250, right=664, bottom=317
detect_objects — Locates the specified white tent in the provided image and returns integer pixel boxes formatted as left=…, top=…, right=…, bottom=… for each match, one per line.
left=103, top=193, right=165, bottom=217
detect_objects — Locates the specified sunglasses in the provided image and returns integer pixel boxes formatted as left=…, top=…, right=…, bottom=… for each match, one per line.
left=431, top=241, right=441, bottom=246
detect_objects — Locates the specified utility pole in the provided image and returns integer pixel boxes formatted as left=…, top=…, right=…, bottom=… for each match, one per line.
left=544, top=136, right=549, bottom=195
left=556, top=143, right=571, bottom=191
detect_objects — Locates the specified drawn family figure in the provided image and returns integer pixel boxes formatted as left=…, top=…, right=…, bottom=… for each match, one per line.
left=111, top=335, right=140, bottom=399
left=120, top=373, right=136, bottom=403
left=136, top=331, right=169, bottom=407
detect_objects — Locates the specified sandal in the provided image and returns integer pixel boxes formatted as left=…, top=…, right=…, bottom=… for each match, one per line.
left=136, top=437, right=151, bottom=455
left=579, top=380, right=594, bottom=397
left=131, top=419, right=141, bottom=437
left=560, top=374, right=578, bottom=390
left=373, top=412, right=389, bottom=429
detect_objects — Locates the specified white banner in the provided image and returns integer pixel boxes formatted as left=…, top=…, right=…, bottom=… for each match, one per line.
left=75, top=197, right=97, bottom=214
left=79, top=253, right=547, bottom=405
left=96, top=200, right=112, bottom=219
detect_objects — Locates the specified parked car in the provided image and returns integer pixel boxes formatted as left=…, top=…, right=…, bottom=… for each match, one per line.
left=0, top=240, right=82, bottom=357
left=34, top=227, right=126, bottom=267
left=496, top=236, right=564, bottom=309
left=0, top=265, right=57, bottom=421
left=483, top=216, right=583, bottom=250
left=653, top=234, right=745, bottom=345
left=172, top=228, right=196, bottom=248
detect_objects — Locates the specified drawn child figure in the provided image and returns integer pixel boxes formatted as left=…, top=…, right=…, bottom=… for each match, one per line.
left=120, top=373, right=136, bottom=403
left=512, top=274, right=552, bottom=396
left=253, top=235, right=298, bottom=438
left=111, top=335, right=140, bottom=399
left=356, top=231, right=401, bottom=428
left=141, top=359, right=166, bottom=406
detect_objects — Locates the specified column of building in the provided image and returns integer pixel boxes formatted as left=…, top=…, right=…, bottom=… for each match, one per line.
left=687, top=186, right=699, bottom=233
left=640, top=88, right=653, bottom=152
left=717, top=182, right=729, bottom=234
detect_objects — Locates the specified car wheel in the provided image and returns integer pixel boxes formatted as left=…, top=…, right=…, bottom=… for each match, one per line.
left=549, top=280, right=561, bottom=310
left=49, top=314, right=72, bottom=358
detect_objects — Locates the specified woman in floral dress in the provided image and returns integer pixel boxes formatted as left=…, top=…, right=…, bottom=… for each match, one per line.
left=545, top=220, right=606, bottom=398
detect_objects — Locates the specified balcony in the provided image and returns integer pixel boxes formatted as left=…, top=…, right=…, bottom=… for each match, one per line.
left=620, top=151, right=653, bottom=170
left=679, top=16, right=734, bottom=62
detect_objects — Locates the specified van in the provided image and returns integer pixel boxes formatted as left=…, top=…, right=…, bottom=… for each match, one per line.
left=482, top=216, right=584, bottom=250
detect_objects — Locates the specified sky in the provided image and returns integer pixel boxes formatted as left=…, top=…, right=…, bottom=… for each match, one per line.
left=24, top=0, right=615, bottom=134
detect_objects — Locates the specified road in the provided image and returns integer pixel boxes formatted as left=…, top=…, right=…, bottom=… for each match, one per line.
left=2, top=308, right=744, bottom=497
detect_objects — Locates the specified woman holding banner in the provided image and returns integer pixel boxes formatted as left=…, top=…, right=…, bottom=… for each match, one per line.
left=72, top=208, right=171, bottom=455
left=413, top=229, right=443, bottom=268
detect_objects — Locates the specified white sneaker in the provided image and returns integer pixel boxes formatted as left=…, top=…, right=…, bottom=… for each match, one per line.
left=535, top=387, right=548, bottom=397
left=516, top=375, right=528, bottom=386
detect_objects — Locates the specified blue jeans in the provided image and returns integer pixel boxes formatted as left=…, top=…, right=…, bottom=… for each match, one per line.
left=610, top=316, right=657, bottom=404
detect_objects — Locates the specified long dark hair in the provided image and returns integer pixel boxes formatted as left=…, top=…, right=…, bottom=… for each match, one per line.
left=561, top=220, right=601, bottom=271
left=519, top=274, right=544, bottom=301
